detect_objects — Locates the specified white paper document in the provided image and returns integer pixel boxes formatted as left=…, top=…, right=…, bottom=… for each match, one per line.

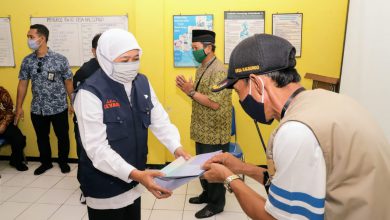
left=154, top=150, right=222, bottom=190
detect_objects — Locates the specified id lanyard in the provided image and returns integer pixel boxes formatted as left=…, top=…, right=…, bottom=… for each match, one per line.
left=194, top=57, right=216, bottom=91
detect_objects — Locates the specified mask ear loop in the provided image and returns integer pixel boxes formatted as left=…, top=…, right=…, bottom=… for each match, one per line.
left=36, top=37, right=42, bottom=48
left=258, top=77, right=265, bottom=103
left=252, top=76, right=265, bottom=103
left=249, top=78, right=252, bottom=96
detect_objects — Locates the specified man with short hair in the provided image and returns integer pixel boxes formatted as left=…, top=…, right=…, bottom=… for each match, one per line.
left=15, top=24, right=73, bottom=175
left=203, top=34, right=390, bottom=220
left=176, top=29, right=232, bottom=218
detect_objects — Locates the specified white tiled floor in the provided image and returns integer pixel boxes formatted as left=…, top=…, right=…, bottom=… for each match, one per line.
left=0, top=161, right=267, bottom=220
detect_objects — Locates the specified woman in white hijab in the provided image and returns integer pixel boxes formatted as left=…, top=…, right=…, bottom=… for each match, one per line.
left=74, top=28, right=190, bottom=220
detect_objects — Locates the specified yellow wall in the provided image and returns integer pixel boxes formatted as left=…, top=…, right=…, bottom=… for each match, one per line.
left=0, top=0, right=348, bottom=165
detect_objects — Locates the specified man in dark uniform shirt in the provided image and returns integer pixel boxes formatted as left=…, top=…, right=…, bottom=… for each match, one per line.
left=73, top=33, right=101, bottom=157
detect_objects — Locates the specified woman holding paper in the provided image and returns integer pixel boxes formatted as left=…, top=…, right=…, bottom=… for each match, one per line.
left=73, top=28, right=190, bottom=220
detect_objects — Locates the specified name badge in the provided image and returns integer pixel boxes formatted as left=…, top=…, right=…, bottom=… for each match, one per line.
left=48, top=72, right=55, bottom=81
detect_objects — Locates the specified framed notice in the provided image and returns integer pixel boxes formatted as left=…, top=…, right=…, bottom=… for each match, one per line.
left=224, top=11, right=265, bottom=64
left=31, top=16, right=128, bottom=66
left=0, top=17, right=15, bottom=67
left=173, top=15, right=213, bottom=67
left=272, top=13, right=303, bottom=57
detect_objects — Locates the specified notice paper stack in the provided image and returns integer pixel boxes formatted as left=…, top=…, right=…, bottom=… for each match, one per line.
left=154, top=150, right=222, bottom=190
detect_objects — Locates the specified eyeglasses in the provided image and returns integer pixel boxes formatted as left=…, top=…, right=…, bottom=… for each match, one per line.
left=37, top=61, right=42, bottom=73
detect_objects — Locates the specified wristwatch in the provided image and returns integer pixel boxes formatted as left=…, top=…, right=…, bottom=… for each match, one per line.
left=188, top=90, right=196, bottom=98
left=224, top=174, right=242, bottom=193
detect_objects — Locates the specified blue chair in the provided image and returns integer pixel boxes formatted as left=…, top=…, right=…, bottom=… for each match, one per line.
left=229, top=106, right=245, bottom=179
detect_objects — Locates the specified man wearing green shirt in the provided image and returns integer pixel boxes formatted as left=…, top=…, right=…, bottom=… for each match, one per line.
left=176, top=29, right=232, bottom=218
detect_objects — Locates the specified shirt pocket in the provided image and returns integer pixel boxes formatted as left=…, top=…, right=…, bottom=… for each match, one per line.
left=103, top=114, right=129, bottom=142
left=136, top=98, right=153, bottom=129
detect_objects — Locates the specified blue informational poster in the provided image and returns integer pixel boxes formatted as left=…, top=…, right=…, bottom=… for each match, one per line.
left=173, top=15, right=213, bottom=67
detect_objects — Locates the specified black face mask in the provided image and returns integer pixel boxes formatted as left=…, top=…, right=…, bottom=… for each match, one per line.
left=239, top=78, right=274, bottom=125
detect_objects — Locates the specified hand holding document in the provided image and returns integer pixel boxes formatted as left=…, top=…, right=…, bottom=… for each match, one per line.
left=154, top=150, right=222, bottom=190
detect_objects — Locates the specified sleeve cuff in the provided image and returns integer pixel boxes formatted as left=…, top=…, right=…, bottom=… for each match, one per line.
left=117, top=162, right=136, bottom=183
left=170, top=144, right=182, bottom=155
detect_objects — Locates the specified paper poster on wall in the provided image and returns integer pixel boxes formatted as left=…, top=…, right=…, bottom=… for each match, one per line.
left=31, top=16, right=128, bottom=66
left=272, top=13, right=303, bottom=57
left=173, top=15, right=213, bottom=67
left=0, top=17, right=15, bottom=67
left=224, top=11, right=265, bottom=64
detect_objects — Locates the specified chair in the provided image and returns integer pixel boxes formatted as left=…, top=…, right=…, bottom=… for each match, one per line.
left=229, top=106, right=245, bottom=180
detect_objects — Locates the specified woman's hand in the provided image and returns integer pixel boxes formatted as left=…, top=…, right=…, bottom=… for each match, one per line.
left=130, top=169, right=172, bottom=199
left=174, top=147, right=191, bottom=160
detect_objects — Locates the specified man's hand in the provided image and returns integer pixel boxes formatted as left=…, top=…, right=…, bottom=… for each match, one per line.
left=1, top=114, right=13, bottom=134
left=175, top=75, right=194, bottom=95
left=202, top=163, right=234, bottom=183
left=204, top=152, right=245, bottom=174
left=205, top=153, right=266, bottom=184
left=13, top=107, right=24, bottom=125
left=174, top=147, right=191, bottom=160
left=130, top=169, right=172, bottom=199
left=0, top=122, right=6, bottom=134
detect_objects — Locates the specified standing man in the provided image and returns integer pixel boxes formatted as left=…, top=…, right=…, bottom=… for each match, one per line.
left=0, top=86, right=28, bottom=171
left=176, top=29, right=232, bottom=219
left=203, top=34, right=390, bottom=220
left=14, top=24, right=73, bottom=175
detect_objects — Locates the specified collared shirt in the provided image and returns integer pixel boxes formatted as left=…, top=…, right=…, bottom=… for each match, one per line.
left=74, top=80, right=181, bottom=209
left=190, top=56, right=232, bottom=145
left=19, top=49, right=72, bottom=116
left=265, top=121, right=326, bottom=220
left=0, top=86, right=14, bottom=126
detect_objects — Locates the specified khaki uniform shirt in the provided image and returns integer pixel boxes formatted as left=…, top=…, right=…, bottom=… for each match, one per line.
left=267, top=89, right=390, bottom=220
left=190, top=57, right=232, bottom=145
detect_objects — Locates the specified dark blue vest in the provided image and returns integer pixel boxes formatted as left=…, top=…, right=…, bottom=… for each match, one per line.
left=75, top=69, right=153, bottom=198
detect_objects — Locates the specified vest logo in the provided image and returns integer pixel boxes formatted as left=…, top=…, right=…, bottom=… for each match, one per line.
left=104, top=99, right=121, bottom=109
left=235, top=65, right=261, bottom=74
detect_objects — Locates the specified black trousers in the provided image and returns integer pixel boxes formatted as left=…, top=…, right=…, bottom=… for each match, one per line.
left=31, top=110, right=69, bottom=165
left=196, top=142, right=229, bottom=210
left=0, top=124, right=26, bottom=164
left=87, top=198, right=141, bottom=220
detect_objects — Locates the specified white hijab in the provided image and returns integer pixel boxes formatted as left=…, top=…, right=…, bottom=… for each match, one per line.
left=96, top=28, right=142, bottom=79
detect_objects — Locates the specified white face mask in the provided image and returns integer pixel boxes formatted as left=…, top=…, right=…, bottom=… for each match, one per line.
left=28, top=38, right=41, bottom=50
left=111, top=60, right=140, bottom=83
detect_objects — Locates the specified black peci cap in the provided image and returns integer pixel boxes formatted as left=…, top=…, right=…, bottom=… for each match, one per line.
left=212, top=34, right=296, bottom=92
left=192, top=29, right=216, bottom=43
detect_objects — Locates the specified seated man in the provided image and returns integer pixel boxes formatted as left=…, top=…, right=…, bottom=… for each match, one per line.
left=0, top=86, right=28, bottom=171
